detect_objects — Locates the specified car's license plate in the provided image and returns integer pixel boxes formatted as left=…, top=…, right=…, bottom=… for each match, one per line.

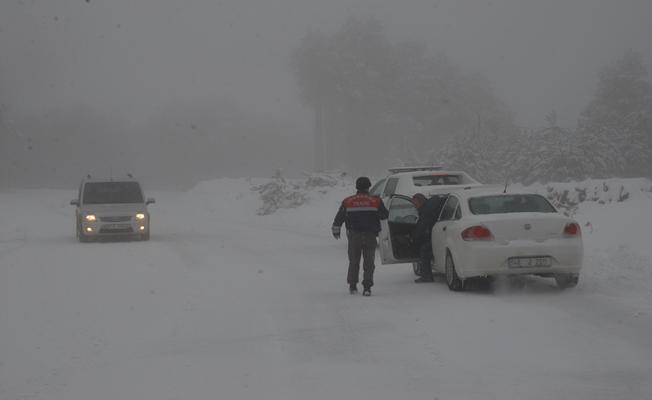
left=104, top=224, right=130, bottom=230
left=508, top=256, right=552, bottom=268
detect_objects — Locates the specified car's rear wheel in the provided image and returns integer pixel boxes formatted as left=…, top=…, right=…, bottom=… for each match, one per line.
left=554, top=273, right=579, bottom=289
left=445, top=251, right=465, bottom=291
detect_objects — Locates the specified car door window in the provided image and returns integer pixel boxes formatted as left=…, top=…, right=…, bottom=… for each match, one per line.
left=382, top=178, right=399, bottom=197
left=453, top=204, right=462, bottom=220
left=388, top=196, right=418, bottom=224
left=439, top=196, right=459, bottom=221
left=370, top=179, right=386, bottom=196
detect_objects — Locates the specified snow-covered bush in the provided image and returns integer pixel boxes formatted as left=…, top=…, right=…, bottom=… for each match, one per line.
left=304, top=172, right=346, bottom=189
left=253, top=176, right=307, bottom=216
left=514, top=178, right=652, bottom=216
left=253, top=171, right=349, bottom=215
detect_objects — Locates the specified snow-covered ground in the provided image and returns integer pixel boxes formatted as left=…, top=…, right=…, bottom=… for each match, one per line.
left=1, top=178, right=651, bottom=400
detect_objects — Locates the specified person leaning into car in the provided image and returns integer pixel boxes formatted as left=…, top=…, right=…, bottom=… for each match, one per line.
left=332, top=177, right=389, bottom=296
left=412, top=193, right=447, bottom=283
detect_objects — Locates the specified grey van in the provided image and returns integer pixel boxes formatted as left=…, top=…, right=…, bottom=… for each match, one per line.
left=70, top=177, right=155, bottom=242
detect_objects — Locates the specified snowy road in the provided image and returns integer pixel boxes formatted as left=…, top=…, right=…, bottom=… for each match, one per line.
left=2, top=183, right=652, bottom=400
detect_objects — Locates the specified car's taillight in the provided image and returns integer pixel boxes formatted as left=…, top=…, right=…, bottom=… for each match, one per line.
left=461, top=225, right=493, bottom=241
left=563, top=223, right=581, bottom=237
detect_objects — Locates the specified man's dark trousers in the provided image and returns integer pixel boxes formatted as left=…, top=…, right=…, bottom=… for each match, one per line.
left=347, top=231, right=377, bottom=289
left=418, top=241, right=434, bottom=280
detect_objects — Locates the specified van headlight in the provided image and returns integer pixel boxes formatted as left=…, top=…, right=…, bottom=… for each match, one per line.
left=85, top=214, right=97, bottom=222
left=135, top=213, right=146, bottom=220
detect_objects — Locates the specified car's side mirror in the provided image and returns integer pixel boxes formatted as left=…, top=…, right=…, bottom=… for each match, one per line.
left=70, top=200, right=79, bottom=206
left=146, top=198, right=156, bottom=205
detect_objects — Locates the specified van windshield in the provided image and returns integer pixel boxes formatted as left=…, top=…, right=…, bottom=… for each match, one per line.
left=83, top=182, right=144, bottom=204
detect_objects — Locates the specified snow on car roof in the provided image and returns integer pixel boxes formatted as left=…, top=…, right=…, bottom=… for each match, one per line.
left=388, top=170, right=472, bottom=177
left=81, top=176, right=139, bottom=184
left=451, top=185, right=544, bottom=198
left=387, top=166, right=444, bottom=173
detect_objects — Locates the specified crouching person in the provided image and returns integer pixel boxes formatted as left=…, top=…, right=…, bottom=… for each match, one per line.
left=332, top=177, right=389, bottom=296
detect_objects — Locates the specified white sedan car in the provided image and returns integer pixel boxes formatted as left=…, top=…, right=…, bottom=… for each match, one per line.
left=379, top=187, right=583, bottom=290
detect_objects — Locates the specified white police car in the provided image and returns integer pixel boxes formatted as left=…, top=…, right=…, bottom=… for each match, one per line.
left=370, top=166, right=482, bottom=202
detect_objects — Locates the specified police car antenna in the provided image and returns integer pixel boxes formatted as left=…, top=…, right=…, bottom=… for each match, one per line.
left=503, top=178, right=509, bottom=193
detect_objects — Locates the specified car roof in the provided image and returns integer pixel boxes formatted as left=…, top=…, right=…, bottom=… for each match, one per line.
left=387, top=166, right=444, bottom=174
left=387, top=170, right=476, bottom=179
left=81, top=177, right=140, bottom=184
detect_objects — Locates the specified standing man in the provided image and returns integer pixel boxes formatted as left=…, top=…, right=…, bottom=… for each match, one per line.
left=412, top=193, right=448, bottom=283
left=332, top=177, right=389, bottom=296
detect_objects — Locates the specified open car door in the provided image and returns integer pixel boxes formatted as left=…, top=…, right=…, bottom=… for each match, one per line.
left=379, top=195, right=421, bottom=264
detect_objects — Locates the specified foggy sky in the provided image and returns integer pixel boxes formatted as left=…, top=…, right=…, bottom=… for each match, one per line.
left=1, top=0, right=651, bottom=128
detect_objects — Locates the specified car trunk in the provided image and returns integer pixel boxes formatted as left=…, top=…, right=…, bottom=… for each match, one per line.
left=478, top=213, right=571, bottom=242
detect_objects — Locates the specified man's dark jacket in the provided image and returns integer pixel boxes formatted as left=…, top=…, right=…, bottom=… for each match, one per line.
left=333, top=192, right=389, bottom=234
left=414, top=195, right=448, bottom=244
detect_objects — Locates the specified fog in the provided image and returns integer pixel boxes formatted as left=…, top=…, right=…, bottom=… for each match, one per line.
left=1, top=0, right=651, bottom=188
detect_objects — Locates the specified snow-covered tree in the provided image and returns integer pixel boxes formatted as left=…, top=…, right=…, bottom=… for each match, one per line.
left=517, top=111, right=585, bottom=184
left=576, top=50, right=652, bottom=178
left=429, top=50, right=652, bottom=184
left=292, top=17, right=518, bottom=174
left=292, top=17, right=395, bottom=172
left=428, top=129, right=524, bottom=184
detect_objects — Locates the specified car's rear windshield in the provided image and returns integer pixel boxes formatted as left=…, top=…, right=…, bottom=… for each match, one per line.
left=469, top=194, right=556, bottom=215
left=413, top=174, right=463, bottom=186
left=83, top=182, right=144, bottom=204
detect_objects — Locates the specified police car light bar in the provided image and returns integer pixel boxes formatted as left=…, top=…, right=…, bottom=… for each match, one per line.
left=387, top=166, right=444, bottom=174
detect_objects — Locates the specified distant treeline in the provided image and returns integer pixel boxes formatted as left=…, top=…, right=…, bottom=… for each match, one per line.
left=0, top=100, right=311, bottom=189
left=293, top=17, right=651, bottom=183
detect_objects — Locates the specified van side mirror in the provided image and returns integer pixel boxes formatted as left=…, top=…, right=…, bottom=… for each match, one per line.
left=70, top=200, right=79, bottom=206
left=146, top=198, right=156, bottom=205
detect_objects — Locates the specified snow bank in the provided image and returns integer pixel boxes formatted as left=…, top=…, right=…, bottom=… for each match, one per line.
left=573, top=193, right=652, bottom=309
left=513, top=177, right=652, bottom=216
left=251, top=172, right=349, bottom=215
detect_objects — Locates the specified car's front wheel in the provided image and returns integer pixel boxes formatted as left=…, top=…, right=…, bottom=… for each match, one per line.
left=445, top=251, right=465, bottom=291
left=554, top=273, right=579, bottom=289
